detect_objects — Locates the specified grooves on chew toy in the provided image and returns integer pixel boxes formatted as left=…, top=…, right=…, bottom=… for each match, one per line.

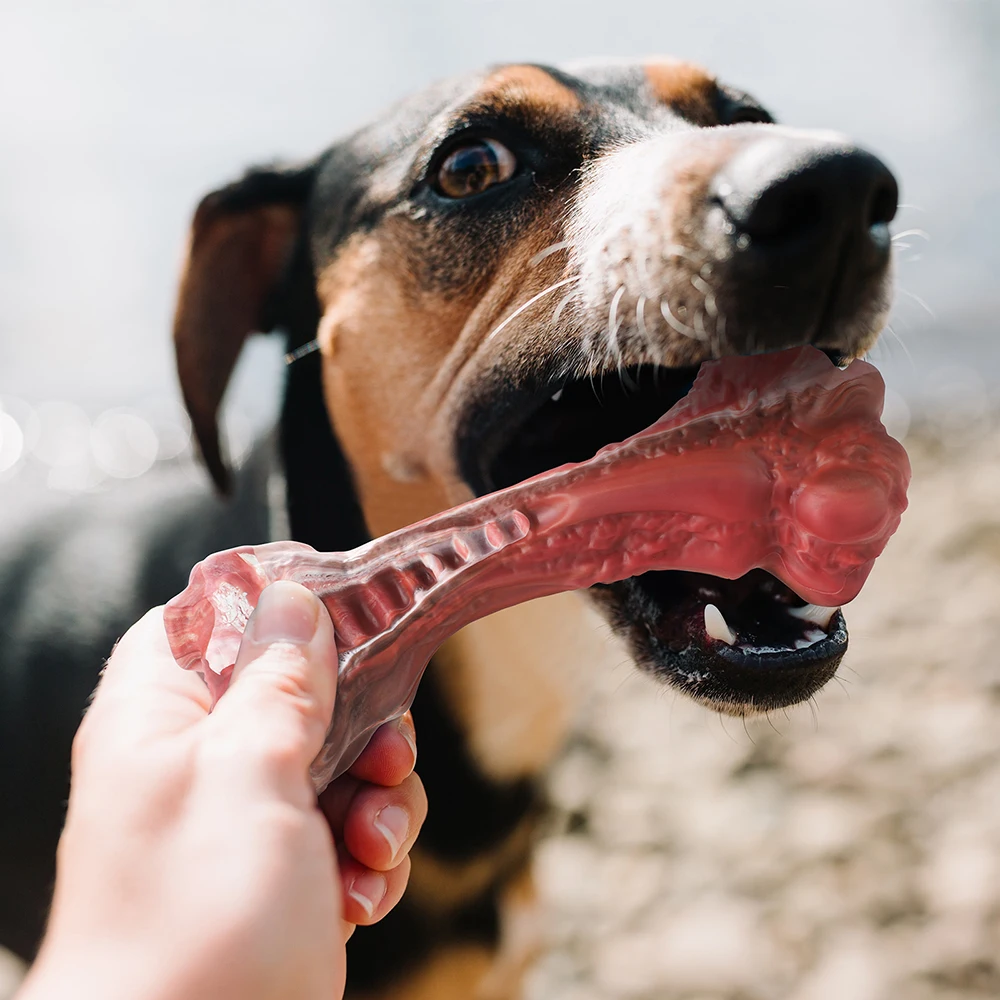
left=165, top=347, right=910, bottom=791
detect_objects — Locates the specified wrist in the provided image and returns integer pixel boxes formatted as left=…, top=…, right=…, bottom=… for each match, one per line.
left=18, top=945, right=210, bottom=1000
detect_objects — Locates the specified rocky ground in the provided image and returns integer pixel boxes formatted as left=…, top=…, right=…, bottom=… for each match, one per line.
left=3, top=421, right=999, bottom=999
left=524, top=422, right=1000, bottom=1000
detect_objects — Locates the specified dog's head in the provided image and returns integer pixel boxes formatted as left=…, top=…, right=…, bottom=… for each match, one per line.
left=174, top=59, right=898, bottom=714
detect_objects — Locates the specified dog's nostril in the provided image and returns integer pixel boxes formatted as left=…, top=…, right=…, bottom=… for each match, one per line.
left=710, top=139, right=899, bottom=255
left=739, top=183, right=825, bottom=244
left=868, top=177, right=899, bottom=229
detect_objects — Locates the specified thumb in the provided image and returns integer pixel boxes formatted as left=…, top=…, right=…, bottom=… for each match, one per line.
left=208, top=581, right=338, bottom=793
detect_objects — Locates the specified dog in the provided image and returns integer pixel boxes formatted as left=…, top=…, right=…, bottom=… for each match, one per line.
left=0, top=58, right=897, bottom=998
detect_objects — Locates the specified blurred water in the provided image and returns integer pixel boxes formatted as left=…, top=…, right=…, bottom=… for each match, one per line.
left=1, top=0, right=997, bottom=489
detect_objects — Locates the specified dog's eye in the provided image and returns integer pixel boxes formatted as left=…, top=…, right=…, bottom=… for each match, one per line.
left=435, top=139, right=517, bottom=199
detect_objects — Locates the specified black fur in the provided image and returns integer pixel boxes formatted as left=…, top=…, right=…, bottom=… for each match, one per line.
left=273, top=180, right=540, bottom=991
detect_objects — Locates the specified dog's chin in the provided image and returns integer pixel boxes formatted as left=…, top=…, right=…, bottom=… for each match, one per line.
left=457, top=357, right=848, bottom=715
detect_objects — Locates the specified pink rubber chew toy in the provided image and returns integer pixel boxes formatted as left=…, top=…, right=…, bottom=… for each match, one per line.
left=165, top=347, right=910, bottom=790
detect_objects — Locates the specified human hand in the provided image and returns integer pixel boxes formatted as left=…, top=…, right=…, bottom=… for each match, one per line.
left=19, top=581, right=426, bottom=1000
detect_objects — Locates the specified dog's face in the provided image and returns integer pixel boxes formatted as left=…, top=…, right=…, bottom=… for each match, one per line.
left=176, top=59, right=898, bottom=716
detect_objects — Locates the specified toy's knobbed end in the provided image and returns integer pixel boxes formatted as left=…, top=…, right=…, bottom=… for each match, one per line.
left=164, top=545, right=270, bottom=700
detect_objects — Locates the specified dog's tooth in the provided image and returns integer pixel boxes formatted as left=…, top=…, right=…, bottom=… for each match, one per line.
left=789, top=604, right=839, bottom=629
left=793, top=628, right=829, bottom=650
left=704, top=603, right=736, bottom=645
left=551, top=389, right=564, bottom=402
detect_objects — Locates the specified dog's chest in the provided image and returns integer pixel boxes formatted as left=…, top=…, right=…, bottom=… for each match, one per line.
left=433, top=590, right=607, bottom=782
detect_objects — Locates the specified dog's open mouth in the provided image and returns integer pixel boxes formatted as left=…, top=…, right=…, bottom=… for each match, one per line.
left=167, top=345, right=909, bottom=784
left=458, top=359, right=857, bottom=713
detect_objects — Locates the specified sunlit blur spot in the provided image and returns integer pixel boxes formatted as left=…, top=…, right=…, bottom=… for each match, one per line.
left=0, top=396, right=40, bottom=454
left=91, top=409, right=158, bottom=479
left=155, top=416, right=192, bottom=462
left=33, top=401, right=91, bottom=467
left=881, top=388, right=910, bottom=442
left=0, top=413, right=25, bottom=474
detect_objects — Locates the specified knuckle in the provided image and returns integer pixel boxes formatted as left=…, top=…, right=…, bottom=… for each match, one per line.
left=258, top=800, right=312, bottom=847
left=245, top=650, right=325, bottom=720
left=260, top=729, right=312, bottom=774
left=238, top=671, right=320, bottom=730
left=205, top=713, right=312, bottom=780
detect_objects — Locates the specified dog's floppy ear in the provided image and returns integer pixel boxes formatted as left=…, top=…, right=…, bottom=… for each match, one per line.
left=174, top=164, right=315, bottom=492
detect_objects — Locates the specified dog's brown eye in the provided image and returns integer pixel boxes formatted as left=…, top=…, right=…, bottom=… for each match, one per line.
left=435, top=139, right=517, bottom=198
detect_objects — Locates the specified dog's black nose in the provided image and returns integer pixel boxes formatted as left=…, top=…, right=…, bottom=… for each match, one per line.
left=710, top=134, right=898, bottom=267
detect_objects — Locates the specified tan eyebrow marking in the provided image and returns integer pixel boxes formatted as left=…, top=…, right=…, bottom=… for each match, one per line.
left=644, top=58, right=720, bottom=126
left=467, top=64, right=583, bottom=120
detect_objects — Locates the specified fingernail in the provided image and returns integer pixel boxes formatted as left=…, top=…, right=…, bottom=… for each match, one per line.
left=397, top=716, right=417, bottom=763
left=374, top=805, right=410, bottom=862
left=348, top=871, right=387, bottom=919
left=247, top=582, right=319, bottom=646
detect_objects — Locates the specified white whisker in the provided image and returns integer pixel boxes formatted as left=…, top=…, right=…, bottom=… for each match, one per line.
left=660, top=297, right=701, bottom=340
left=884, top=323, right=916, bottom=371
left=691, top=273, right=718, bottom=323
left=636, top=294, right=649, bottom=342
left=607, top=284, right=626, bottom=360
left=896, top=286, right=935, bottom=320
left=529, top=240, right=574, bottom=267
left=486, top=276, right=581, bottom=342
left=694, top=307, right=708, bottom=341
left=891, top=228, right=930, bottom=242
left=690, top=274, right=712, bottom=296
left=552, top=288, right=579, bottom=327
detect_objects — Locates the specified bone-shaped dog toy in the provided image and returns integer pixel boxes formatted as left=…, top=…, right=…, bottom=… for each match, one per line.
left=165, top=346, right=910, bottom=790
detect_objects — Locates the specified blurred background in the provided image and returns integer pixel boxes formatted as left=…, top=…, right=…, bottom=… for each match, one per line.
left=1, top=0, right=998, bottom=490
left=2, top=1, right=999, bottom=998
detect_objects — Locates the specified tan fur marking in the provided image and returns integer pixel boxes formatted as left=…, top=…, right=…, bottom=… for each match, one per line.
left=380, top=843, right=541, bottom=1000
left=644, top=58, right=719, bottom=126
left=353, top=946, right=496, bottom=1000
left=406, top=821, right=535, bottom=915
left=473, top=64, right=582, bottom=119
left=317, top=231, right=475, bottom=537
left=316, top=210, right=570, bottom=539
